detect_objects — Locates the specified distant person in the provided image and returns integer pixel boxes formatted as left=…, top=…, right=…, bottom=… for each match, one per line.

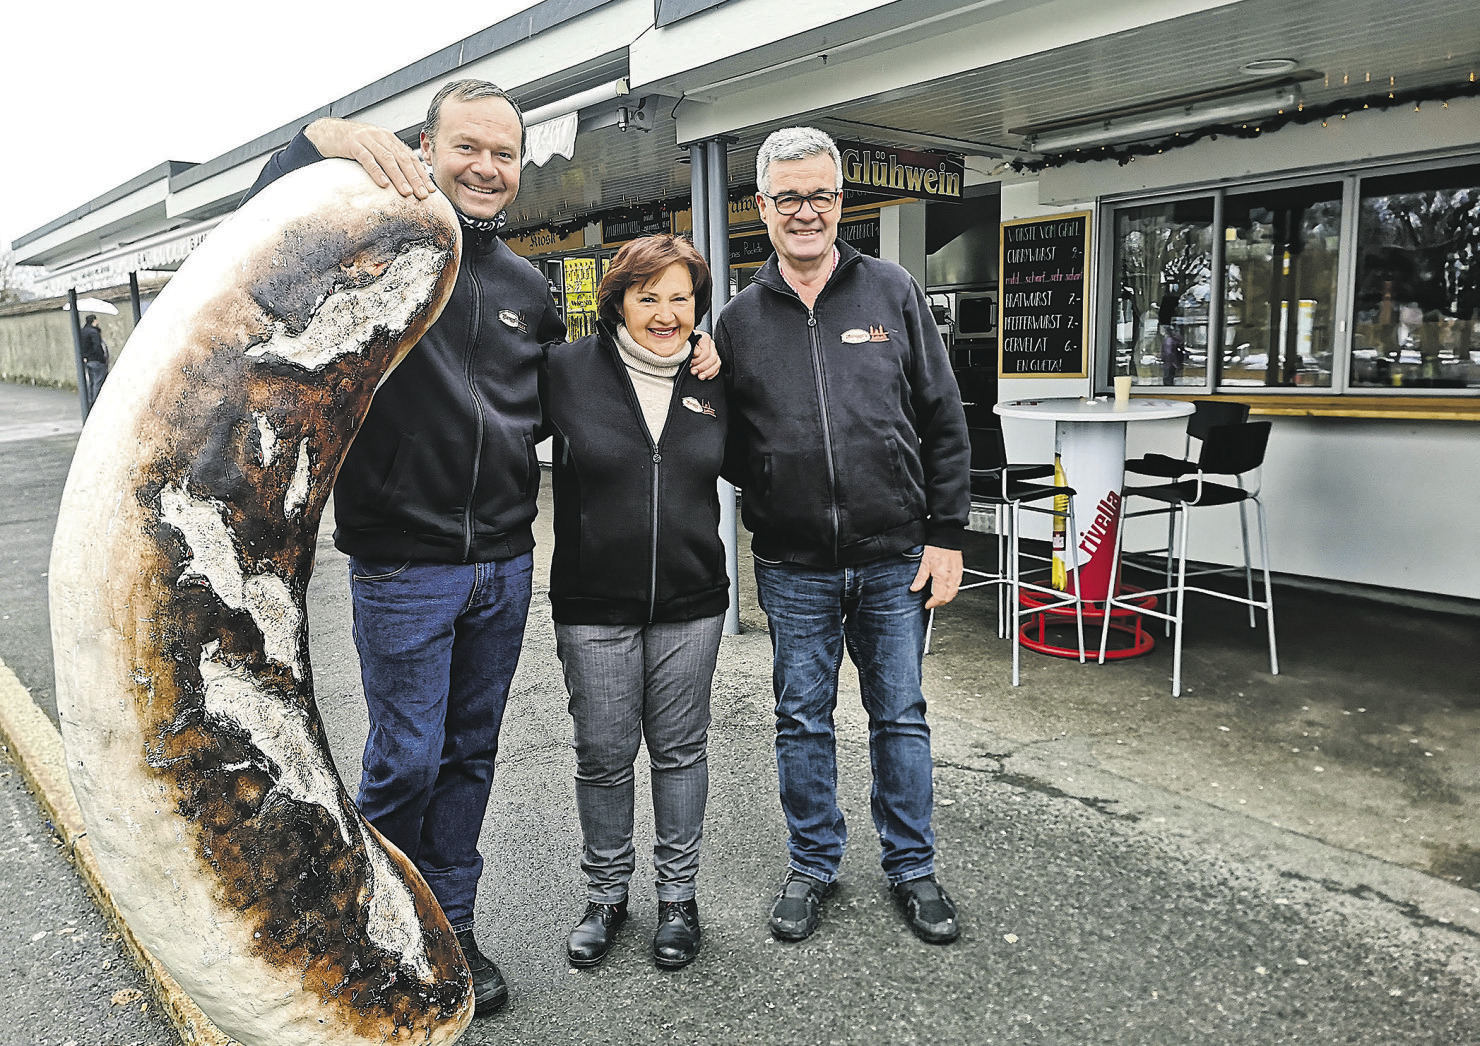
left=714, top=126, right=970, bottom=946
left=1157, top=282, right=1184, bottom=384
left=546, top=234, right=726, bottom=971
left=79, top=315, right=108, bottom=408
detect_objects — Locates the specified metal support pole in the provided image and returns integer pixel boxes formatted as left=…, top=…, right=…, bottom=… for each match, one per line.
left=688, top=143, right=709, bottom=271
left=701, top=137, right=740, bottom=635
left=129, top=272, right=142, bottom=324
left=66, top=288, right=89, bottom=422
left=688, top=138, right=742, bottom=633
left=704, top=138, right=731, bottom=317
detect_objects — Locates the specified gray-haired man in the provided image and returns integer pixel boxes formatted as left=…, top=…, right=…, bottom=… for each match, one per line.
left=715, top=126, right=971, bottom=945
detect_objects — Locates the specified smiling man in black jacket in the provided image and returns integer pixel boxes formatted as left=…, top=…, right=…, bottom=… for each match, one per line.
left=715, top=126, right=971, bottom=947
left=246, top=79, right=559, bottom=1017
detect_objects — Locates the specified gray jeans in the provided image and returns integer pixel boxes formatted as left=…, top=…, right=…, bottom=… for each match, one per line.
left=555, top=615, right=723, bottom=903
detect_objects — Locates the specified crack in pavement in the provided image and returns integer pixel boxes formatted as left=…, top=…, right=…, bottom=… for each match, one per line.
left=1278, top=870, right=1480, bottom=938
left=935, top=755, right=1140, bottom=822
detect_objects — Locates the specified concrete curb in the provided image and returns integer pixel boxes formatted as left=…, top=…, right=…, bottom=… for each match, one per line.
left=0, top=657, right=238, bottom=1046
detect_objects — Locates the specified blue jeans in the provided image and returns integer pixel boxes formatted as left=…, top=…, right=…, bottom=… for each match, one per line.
left=349, top=554, right=532, bottom=930
left=753, top=549, right=936, bottom=886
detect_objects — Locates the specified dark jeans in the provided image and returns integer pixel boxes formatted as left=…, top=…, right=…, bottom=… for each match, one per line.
left=83, top=359, right=107, bottom=409
left=349, top=554, right=532, bottom=930
left=753, top=549, right=937, bottom=886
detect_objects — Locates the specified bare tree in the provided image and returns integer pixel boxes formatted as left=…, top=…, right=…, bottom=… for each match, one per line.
left=0, top=248, right=32, bottom=305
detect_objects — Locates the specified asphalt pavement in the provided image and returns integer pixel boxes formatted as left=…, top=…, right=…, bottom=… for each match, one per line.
left=2, top=380, right=1478, bottom=1045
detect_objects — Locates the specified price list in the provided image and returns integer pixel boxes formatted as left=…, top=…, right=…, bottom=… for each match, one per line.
left=997, top=212, right=1091, bottom=378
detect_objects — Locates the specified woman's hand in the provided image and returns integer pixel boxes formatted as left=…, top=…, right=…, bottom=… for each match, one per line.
left=690, top=332, right=721, bottom=380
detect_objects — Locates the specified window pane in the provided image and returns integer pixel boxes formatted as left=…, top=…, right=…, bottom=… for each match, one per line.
left=1351, top=164, right=1480, bottom=389
left=1111, top=198, right=1214, bottom=387
left=1221, top=183, right=1343, bottom=387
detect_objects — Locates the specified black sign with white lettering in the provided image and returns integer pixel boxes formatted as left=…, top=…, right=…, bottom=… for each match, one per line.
left=729, top=216, right=880, bottom=265
left=603, top=205, right=672, bottom=243
left=836, top=139, right=964, bottom=204
left=998, top=212, right=1091, bottom=378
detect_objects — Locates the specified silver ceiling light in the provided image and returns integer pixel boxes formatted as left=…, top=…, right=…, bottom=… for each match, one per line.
left=1023, top=87, right=1301, bottom=153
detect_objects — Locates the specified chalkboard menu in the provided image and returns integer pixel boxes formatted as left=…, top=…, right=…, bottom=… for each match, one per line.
left=997, top=211, right=1091, bottom=377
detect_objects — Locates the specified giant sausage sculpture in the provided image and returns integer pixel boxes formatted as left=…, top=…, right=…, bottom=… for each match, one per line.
left=49, top=159, right=472, bottom=1044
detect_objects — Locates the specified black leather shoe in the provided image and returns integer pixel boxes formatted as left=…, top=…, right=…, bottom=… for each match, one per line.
left=653, top=898, right=701, bottom=969
left=768, top=870, right=836, bottom=942
left=891, top=875, right=960, bottom=944
left=566, top=900, right=628, bottom=967
left=455, top=928, right=510, bottom=1015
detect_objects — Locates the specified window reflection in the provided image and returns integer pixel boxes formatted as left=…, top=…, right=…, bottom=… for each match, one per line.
left=1351, top=164, right=1480, bottom=389
left=1111, top=199, right=1213, bottom=387
left=1222, top=184, right=1343, bottom=387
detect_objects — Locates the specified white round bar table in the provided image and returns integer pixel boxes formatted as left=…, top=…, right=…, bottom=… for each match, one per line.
left=994, top=397, right=1194, bottom=606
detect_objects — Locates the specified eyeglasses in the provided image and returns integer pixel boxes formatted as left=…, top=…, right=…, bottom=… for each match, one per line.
left=760, top=190, right=842, bottom=215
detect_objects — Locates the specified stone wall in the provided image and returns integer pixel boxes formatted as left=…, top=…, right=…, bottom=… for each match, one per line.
left=0, top=282, right=165, bottom=387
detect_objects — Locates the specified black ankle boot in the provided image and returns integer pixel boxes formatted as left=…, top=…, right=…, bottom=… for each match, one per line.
left=454, top=928, right=509, bottom=1016
left=566, top=899, right=628, bottom=967
left=653, top=898, right=700, bottom=969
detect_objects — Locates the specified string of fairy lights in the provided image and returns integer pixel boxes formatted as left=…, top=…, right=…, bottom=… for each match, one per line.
left=1014, top=75, right=1480, bottom=172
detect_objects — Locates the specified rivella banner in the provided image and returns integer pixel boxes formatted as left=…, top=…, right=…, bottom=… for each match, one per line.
left=836, top=139, right=964, bottom=204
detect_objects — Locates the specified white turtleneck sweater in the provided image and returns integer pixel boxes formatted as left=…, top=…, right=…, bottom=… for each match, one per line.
left=614, top=323, right=692, bottom=443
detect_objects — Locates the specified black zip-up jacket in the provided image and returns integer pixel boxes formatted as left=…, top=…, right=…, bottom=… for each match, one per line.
left=246, top=132, right=565, bottom=563
left=715, top=241, right=970, bottom=567
left=547, top=323, right=730, bottom=624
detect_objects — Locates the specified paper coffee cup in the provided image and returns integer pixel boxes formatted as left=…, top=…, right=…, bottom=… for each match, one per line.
left=1114, top=374, right=1132, bottom=407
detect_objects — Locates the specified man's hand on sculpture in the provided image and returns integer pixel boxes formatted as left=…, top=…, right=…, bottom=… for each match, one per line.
left=306, top=118, right=436, bottom=200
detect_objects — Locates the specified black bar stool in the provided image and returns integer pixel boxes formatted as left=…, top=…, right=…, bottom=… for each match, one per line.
left=1098, top=421, right=1278, bottom=696
left=928, top=427, right=1086, bottom=685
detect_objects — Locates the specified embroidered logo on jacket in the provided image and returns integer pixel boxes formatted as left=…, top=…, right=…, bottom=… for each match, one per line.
left=498, top=309, right=528, bottom=332
left=682, top=396, right=718, bottom=417
left=869, top=326, right=892, bottom=341
left=841, top=328, right=870, bottom=344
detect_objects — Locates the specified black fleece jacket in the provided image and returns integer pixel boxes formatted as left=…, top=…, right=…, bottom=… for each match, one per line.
left=246, top=131, right=566, bottom=563
left=715, top=242, right=970, bottom=567
left=546, top=323, right=730, bottom=624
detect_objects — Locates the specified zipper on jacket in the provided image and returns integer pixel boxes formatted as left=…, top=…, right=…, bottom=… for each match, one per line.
left=755, top=259, right=854, bottom=564
left=806, top=307, right=842, bottom=562
left=609, top=331, right=683, bottom=624
left=644, top=368, right=691, bottom=623
left=649, top=448, right=662, bottom=623
left=462, top=268, right=487, bottom=562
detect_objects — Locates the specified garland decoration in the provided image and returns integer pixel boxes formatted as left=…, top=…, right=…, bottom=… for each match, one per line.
left=1014, top=77, right=1480, bottom=172
left=504, top=186, right=758, bottom=244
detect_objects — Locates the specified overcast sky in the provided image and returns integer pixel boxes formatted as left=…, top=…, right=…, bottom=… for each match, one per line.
left=1, top=1, right=542, bottom=264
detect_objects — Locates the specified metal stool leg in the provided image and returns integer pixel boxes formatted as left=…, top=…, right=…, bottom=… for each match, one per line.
left=1256, top=496, right=1279, bottom=676
left=1064, top=495, right=1086, bottom=663
left=1000, top=500, right=1012, bottom=639
left=1010, top=501, right=1023, bottom=687
left=1098, top=489, right=1132, bottom=665
left=1170, top=502, right=1191, bottom=697
left=1238, top=499, right=1256, bottom=628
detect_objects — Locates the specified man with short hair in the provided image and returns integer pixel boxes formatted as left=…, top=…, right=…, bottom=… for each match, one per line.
left=245, top=80, right=558, bottom=1016
left=79, top=314, right=109, bottom=409
left=247, top=78, right=716, bottom=1012
left=715, top=126, right=970, bottom=945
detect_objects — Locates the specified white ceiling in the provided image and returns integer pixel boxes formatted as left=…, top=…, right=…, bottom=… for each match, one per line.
left=505, top=0, right=1480, bottom=231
